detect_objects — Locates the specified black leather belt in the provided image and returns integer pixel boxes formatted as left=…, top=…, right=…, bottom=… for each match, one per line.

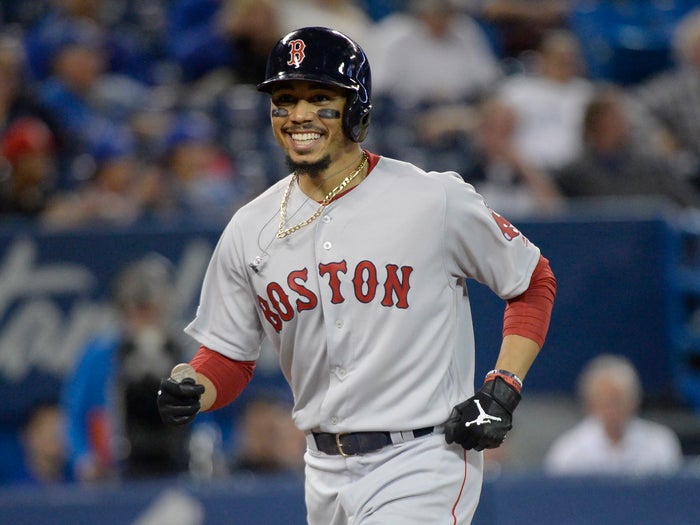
left=312, top=427, right=434, bottom=456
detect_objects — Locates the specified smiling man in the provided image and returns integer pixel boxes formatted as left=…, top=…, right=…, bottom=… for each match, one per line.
left=157, top=27, right=556, bottom=524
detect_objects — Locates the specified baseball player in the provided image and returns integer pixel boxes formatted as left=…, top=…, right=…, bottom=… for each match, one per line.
left=157, top=27, right=556, bottom=524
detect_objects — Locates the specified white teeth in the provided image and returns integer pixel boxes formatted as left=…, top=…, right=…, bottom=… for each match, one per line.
left=291, top=132, right=320, bottom=142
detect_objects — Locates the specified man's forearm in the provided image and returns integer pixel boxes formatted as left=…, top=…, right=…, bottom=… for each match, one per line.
left=493, top=334, right=541, bottom=381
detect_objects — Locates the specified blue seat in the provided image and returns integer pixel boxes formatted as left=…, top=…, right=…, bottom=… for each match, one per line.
left=568, top=0, right=697, bottom=85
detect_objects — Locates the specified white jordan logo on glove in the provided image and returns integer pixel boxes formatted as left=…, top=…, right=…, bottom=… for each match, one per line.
left=464, top=399, right=502, bottom=427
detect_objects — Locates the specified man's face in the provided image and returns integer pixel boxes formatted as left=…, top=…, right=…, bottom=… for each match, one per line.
left=269, top=81, right=352, bottom=176
left=586, top=375, right=635, bottom=439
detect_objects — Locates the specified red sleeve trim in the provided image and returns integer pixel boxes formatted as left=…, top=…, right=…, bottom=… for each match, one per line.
left=503, top=255, right=556, bottom=348
left=190, top=346, right=255, bottom=411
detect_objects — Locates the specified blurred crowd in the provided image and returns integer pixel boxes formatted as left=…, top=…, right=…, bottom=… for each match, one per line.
left=0, top=0, right=699, bottom=230
left=5, top=252, right=307, bottom=486
left=2, top=0, right=700, bottom=486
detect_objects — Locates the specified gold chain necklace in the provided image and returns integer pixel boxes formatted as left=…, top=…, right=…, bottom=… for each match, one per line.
left=277, top=151, right=368, bottom=239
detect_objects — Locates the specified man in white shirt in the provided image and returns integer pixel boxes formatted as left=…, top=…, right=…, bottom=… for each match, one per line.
left=497, top=29, right=594, bottom=171
left=544, top=354, right=683, bottom=476
left=371, top=0, right=502, bottom=106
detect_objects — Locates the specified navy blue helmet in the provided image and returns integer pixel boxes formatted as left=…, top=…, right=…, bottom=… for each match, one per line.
left=257, top=27, right=372, bottom=142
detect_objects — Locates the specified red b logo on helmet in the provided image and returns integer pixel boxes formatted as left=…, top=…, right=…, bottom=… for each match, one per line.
left=287, top=39, right=306, bottom=67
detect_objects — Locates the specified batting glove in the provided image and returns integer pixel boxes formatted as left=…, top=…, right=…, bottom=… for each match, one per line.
left=444, top=376, right=521, bottom=451
left=157, top=377, right=205, bottom=426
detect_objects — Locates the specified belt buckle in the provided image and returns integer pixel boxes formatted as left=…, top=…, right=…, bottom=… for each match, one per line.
left=335, top=432, right=350, bottom=457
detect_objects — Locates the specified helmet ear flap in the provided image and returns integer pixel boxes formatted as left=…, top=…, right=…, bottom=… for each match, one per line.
left=356, top=111, right=372, bottom=142
left=344, top=92, right=372, bottom=142
left=351, top=110, right=371, bottom=143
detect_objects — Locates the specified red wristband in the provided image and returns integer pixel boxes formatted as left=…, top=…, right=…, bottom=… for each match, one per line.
left=485, top=369, right=523, bottom=394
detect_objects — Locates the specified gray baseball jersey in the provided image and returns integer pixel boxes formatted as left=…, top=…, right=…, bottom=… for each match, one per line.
left=185, top=154, right=540, bottom=433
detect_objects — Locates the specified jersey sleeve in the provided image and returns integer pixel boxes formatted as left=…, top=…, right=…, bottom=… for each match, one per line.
left=437, top=172, right=541, bottom=299
left=184, top=217, right=265, bottom=361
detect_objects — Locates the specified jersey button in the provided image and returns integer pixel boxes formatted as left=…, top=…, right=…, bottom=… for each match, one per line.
left=335, top=320, right=344, bottom=329
left=323, top=241, right=332, bottom=250
left=330, top=416, right=339, bottom=425
left=322, top=215, right=331, bottom=223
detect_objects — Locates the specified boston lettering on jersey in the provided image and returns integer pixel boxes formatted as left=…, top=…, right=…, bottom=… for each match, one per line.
left=257, top=259, right=414, bottom=332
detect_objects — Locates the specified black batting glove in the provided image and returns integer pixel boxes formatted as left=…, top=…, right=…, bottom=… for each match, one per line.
left=444, top=376, right=521, bottom=451
left=157, top=377, right=205, bottom=426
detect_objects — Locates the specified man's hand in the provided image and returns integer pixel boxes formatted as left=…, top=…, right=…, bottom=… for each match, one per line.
left=157, top=377, right=205, bottom=426
left=444, top=376, right=521, bottom=451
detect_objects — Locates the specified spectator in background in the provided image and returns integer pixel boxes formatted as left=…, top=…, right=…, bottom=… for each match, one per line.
left=36, top=18, right=154, bottom=187
left=634, top=8, right=700, bottom=187
left=277, top=0, right=375, bottom=53
left=41, top=128, right=156, bottom=228
left=414, top=94, right=565, bottom=216
left=0, top=117, right=58, bottom=218
left=166, top=0, right=283, bottom=85
left=465, top=0, right=569, bottom=60
left=22, top=0, right=156, bottom=83
left=496, top=29, right=595, bottom=172
left=555, top=86, right=699, bottom=209
left=0, top=32, right=67, bottom=174
left=216, top=0, right=284, bottom=86
left=366, top=0, right=503, bottom=171
left=228, top=390, right=306, bottom=475
left=62, top=255, right=193, bottom=483
left=16, top=402, right=71, bottom=485
left=0, top=32, right=54, bottom=131
left=544, top=354, right=683, bottom=476
left=166, top=0, right=232, bottom=83
left=154, top=112, right=246, bottom=224
left=372, top=0, right=502, bottom=108
left=461, top=97, right=565, bottom=217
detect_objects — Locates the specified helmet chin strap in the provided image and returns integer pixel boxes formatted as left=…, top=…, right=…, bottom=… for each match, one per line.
left=271, top=107, right=341, bottom=119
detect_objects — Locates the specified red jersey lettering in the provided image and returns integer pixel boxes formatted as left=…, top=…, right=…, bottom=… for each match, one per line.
left=382, top=264, right=413, bottom=309
left=267, top=282, right=294, bottom=322
left=288, top=268, right=317, bottom=311
left=257, top=295, right=282, bottom=332
left=352, top=260, right=378, bottom=303
left=319, top=261, right=348, bottom=304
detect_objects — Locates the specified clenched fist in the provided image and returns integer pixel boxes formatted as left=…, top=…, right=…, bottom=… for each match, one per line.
left=157, top=377, right=205, bottom=426
left=444, top=376, right=521, bottom=451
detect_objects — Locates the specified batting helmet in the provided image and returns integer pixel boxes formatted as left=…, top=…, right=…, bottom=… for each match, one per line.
left=257, top=27, right=372, bottom=142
